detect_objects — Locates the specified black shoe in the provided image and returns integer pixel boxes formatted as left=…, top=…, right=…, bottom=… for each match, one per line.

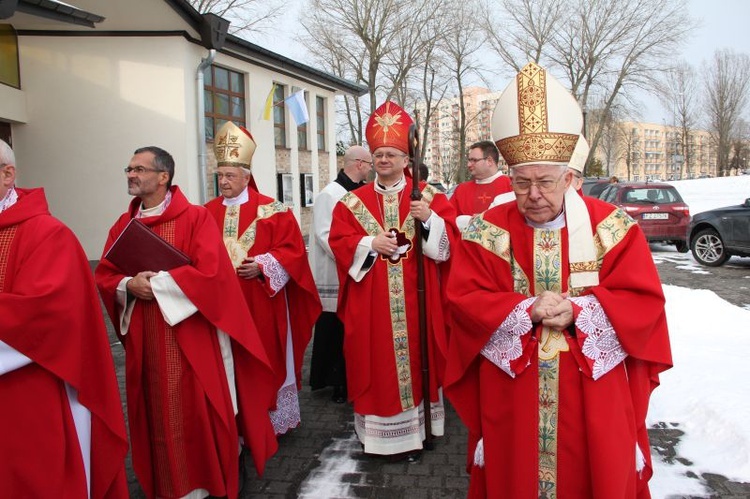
left=331, top=385, right=347, bottom=404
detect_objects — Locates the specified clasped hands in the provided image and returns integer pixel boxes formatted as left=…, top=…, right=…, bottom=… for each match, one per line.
left=127, top=271, right=157, bottom=300
left=237, top=257, right=262, bottom=279
left=530, top=290, right=575, bottom=330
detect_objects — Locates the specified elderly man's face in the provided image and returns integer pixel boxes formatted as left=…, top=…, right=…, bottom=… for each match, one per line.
left=0, top=163, right=15, bottom=200
left=216, top=166, right=250, bottom=199
left=510, top=164, right=573, bottom=224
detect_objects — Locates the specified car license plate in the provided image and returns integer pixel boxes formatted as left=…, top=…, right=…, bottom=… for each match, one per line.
left=643, top=213, right=669, bottom=220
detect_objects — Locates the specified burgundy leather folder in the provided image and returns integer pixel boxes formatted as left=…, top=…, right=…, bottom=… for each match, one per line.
left=104, top=218, right=191, bottom=276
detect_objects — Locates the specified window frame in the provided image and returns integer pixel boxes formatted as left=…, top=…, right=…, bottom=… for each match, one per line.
left=204, top=64, right=246, bottom=142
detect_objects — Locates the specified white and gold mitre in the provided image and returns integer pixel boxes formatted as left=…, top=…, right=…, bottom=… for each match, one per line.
left=491, top=62, right=583, bottom=168
left=214, top=121, right=257, bottom=169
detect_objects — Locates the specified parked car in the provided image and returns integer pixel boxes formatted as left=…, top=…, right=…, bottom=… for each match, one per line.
left=598, top=182, right=691, bottom=252
left=687, top=198, right=750, bottom=266
left=581, top=177, right=609, bottom=197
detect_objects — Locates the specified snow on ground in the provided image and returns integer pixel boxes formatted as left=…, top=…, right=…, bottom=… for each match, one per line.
left=668, top=175, right=750, bottom=215
left=649, top=283, right=750, bottom=497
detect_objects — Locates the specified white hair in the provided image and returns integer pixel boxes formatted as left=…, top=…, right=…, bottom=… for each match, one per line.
left=510, top=163, right=568, bottom=178
left=0, top=139, right=15, bottom=166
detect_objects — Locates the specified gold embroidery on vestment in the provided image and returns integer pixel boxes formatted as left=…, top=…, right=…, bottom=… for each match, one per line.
left=222, top=200, right=287, bottom=268
left=533, top=228, right=564, bottom=498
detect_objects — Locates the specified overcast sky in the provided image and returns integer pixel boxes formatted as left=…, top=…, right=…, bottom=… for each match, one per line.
left=253, top=0, right=750, bottom=125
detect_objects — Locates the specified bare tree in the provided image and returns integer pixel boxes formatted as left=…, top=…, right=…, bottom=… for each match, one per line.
left=482, top=0, right=696, bottom=174
left=703, top=49, right=750, bottom=176
left=658, top=62, right=699, bottom=178
left=438, top=0, right=487, bottom=183
left=480, top=0, right=565, bottom=73
left=620, top=125, right=642, bottom=181
left=188, top=0, right=284, bottom=36
left=300, top=0, right=439, bottom=145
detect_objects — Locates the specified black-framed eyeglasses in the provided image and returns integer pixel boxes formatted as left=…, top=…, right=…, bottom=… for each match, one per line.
left=124, top=166, right=162, bottom=175
left=357, top=158, right=373, bottom=165
left=511, top=173, right=565, bottom=194
left=467, top=157, right=488, bottom=164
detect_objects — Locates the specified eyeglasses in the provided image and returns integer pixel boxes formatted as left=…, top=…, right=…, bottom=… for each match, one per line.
left=373, top=152, right=407, bottom=161
left=216, top=172, right=241, bottom=181
left=467, top=157, right=487, bottom=164
left=124, top=166, right=162, bottom=175
left=511, top=173, right=565, bottom=194
left=357, top=158, right=373, bottom=165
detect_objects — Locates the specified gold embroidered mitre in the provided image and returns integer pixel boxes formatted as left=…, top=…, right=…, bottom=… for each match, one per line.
left=491, top=62, right=583, bottom=167
left=365, top=101, right=414, bottom=154
left=214, top=121, right=257, bottom=169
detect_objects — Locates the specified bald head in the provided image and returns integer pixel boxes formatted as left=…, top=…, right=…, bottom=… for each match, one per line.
left=343, top=145, right=372, bottom=183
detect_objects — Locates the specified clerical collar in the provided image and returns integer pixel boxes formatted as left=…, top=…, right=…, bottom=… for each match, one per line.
left=476, top=170, right=504, bottom=185
left=374, top=175, right=406, bottom=195
left=138, top=190, right=172, bottom=218
left=335, top=169, right=365, bottom=191
left=222, top=187, right=249, bottom=206
left=526, top=206, right=566, bottom=229
left=0, top=186, right=18, bottom=214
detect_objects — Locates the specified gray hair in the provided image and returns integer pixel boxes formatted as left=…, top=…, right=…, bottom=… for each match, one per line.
left=134, top=146, right=175, bottom=188
left=0, top=139, right=15, bottom=167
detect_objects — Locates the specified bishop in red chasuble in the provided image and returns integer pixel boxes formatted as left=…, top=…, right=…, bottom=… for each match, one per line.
left=205, top=122, right=321, bottom=435
left=329, top=102, right=458, bottom=457
left=444, top=63, right=672, bottom=498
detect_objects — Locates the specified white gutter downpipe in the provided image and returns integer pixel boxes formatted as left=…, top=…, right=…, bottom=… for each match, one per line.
left=196, top=49, right=216, bottom=204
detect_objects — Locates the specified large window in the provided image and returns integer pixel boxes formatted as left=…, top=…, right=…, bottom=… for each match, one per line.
left=316, top=96, right=326, bottom=151
left=0, top=24, right=20, bottom=89
left=273, top=83, right=286, bottom=148
left=204, top=65, right=245, bottom=141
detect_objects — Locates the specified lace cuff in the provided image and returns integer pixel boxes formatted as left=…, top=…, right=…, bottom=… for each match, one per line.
left=480, top=297, right=536, bottom=378
left=569, top=295, right=627, bottom=380
left=254, top=253, right=290, bottom=296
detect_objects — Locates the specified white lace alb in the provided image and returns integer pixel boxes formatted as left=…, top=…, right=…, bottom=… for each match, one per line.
left=569, top=294, right=627, bottom=379
left=480, top=296, right=536, bottom=378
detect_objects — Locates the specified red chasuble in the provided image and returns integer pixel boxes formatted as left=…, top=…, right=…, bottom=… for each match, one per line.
left=0, top=188, right=128, bottom=498
left=329, top=180, right=458, bottom=417
left=450, top=175, right=512, bottom=215
left=95, top=187, right=278, bottom=499
left=205, top=191, right=321, bottom=397
left=445, top=196, right=672, bottom=499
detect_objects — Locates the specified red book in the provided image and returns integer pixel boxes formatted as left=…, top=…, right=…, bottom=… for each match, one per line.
left=104, top=218, right=191, bottom=276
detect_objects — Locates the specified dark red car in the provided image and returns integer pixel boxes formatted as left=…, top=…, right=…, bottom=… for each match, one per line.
left=597, top=182, right=691, bottom=252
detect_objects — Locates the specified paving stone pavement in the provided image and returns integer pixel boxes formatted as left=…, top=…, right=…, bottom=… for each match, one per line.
left=92, top=262, right=749, bottom=498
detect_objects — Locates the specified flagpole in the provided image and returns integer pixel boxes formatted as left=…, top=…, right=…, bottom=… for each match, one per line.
left=408, top=122, right=433, bottom=451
